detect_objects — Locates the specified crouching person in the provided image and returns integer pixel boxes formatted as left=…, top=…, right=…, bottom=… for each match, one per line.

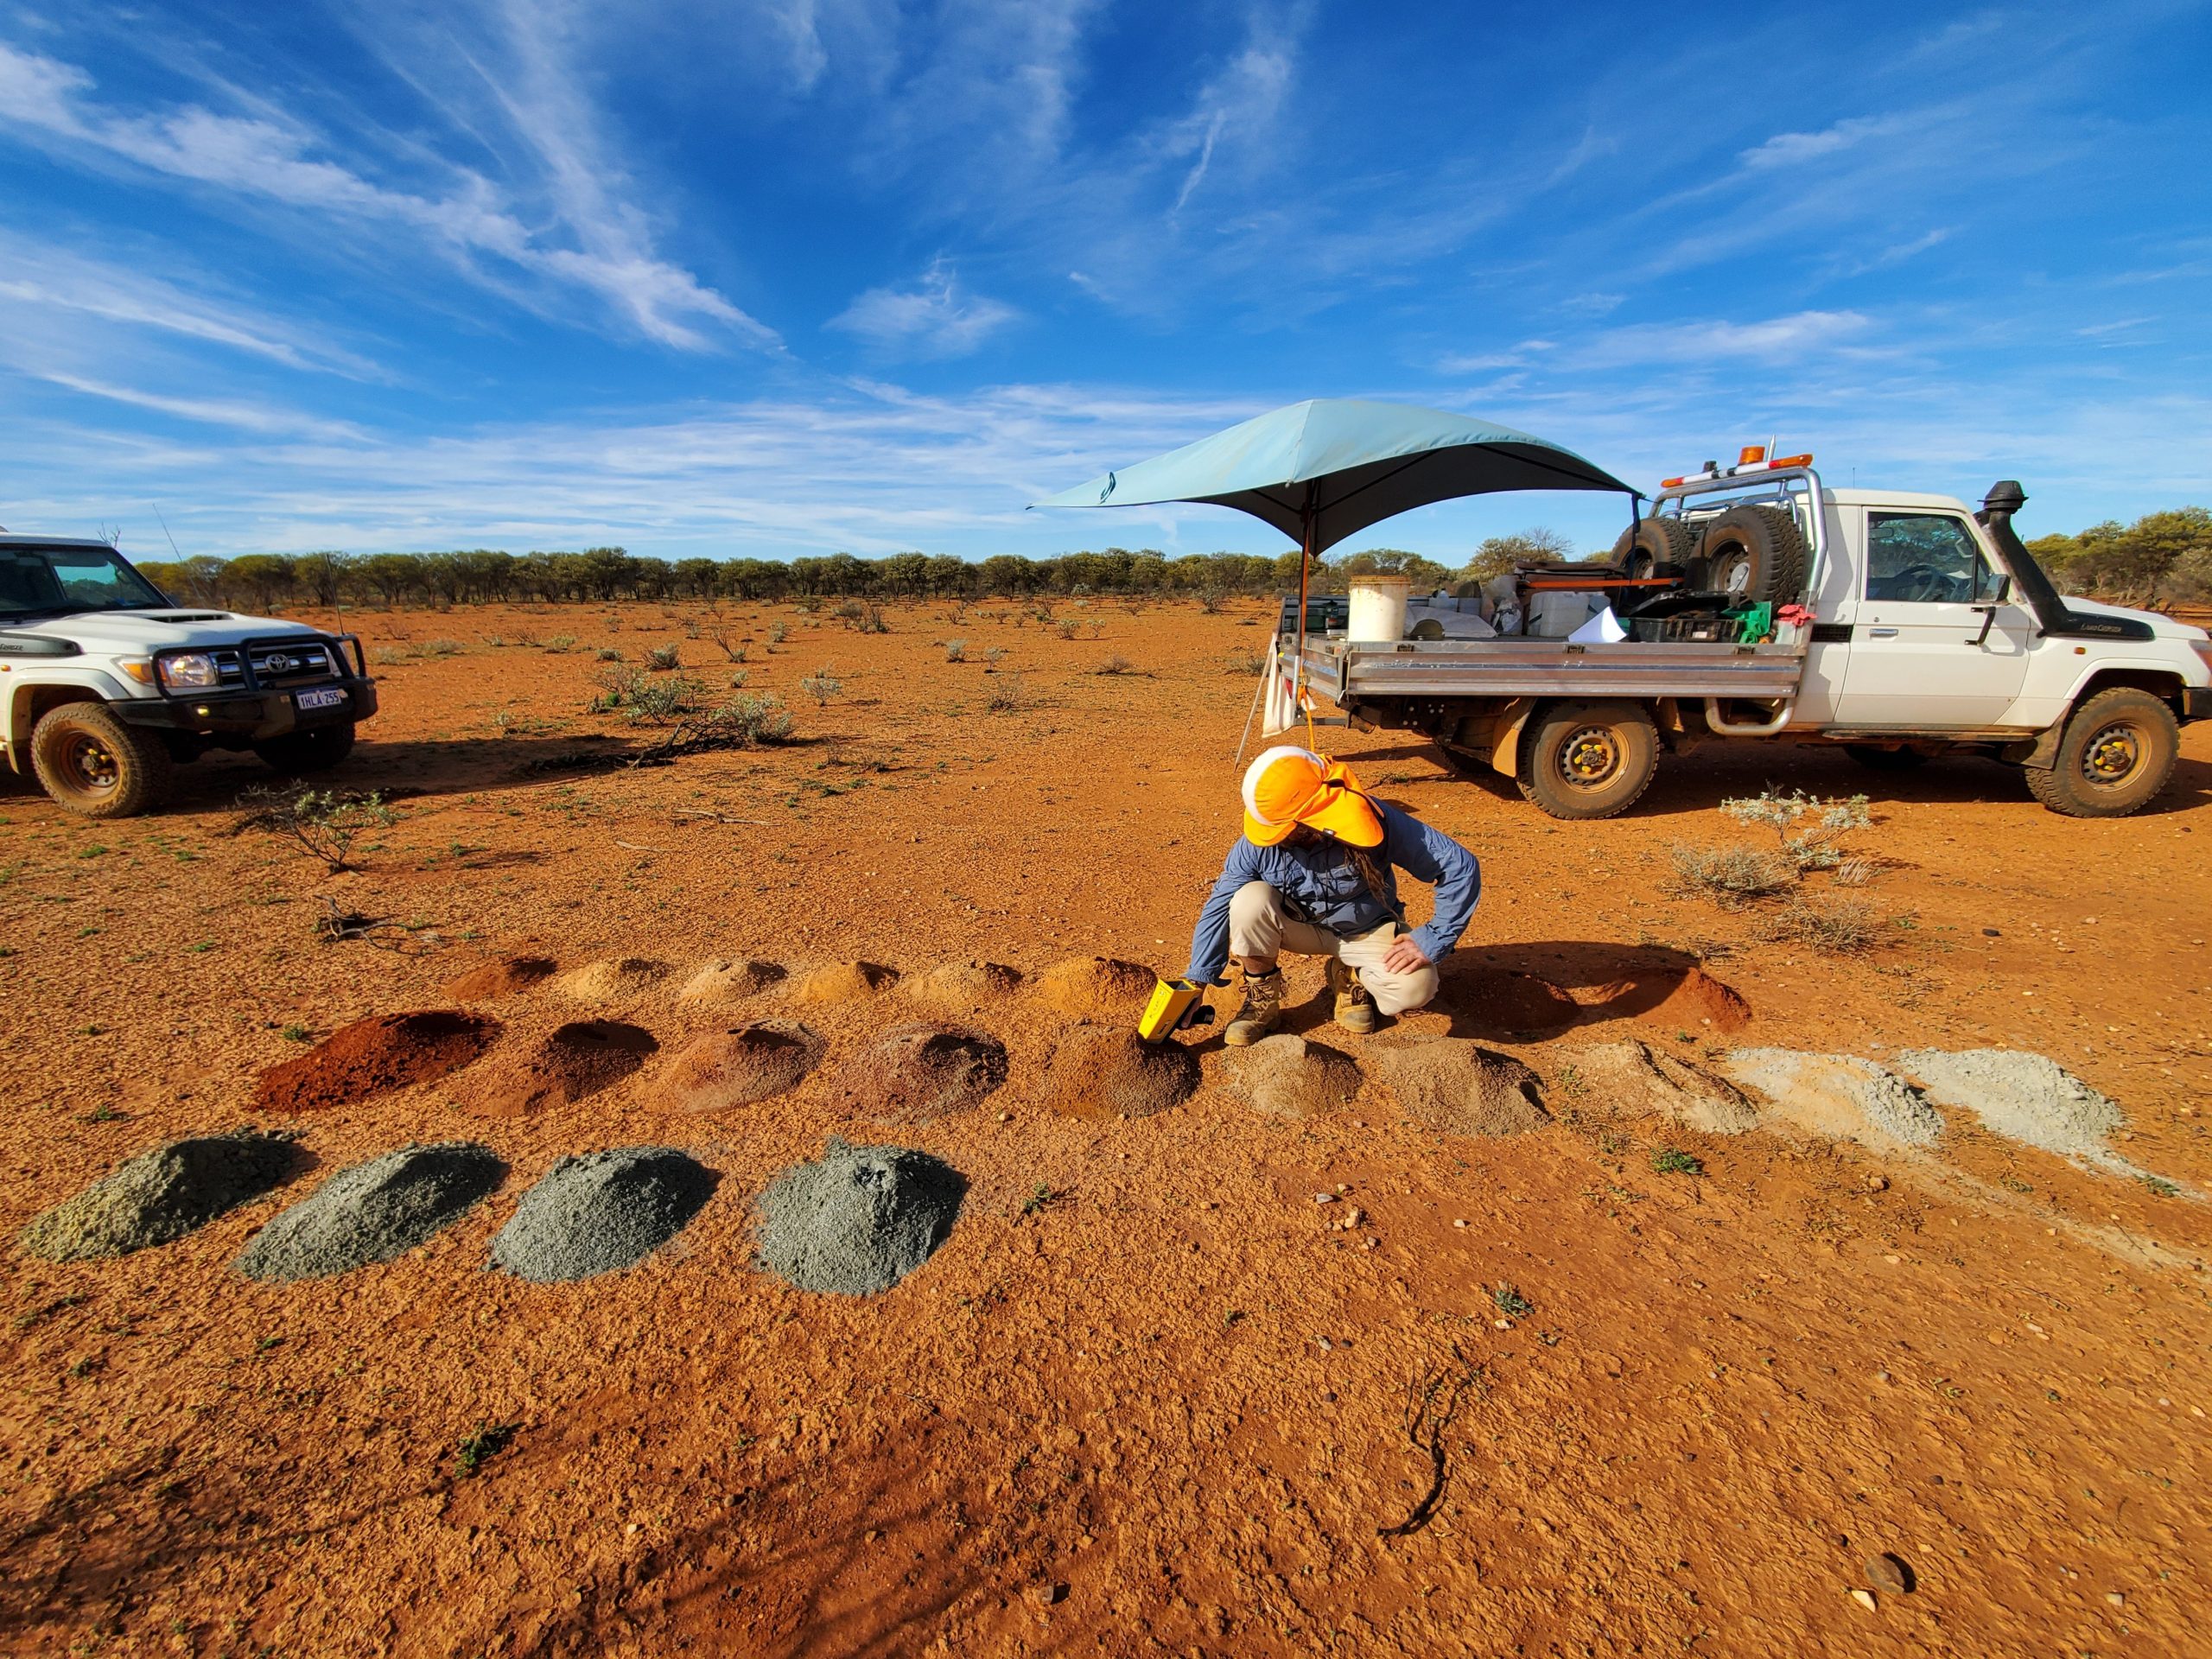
left=1184, top=746, right=1481, bottom=1044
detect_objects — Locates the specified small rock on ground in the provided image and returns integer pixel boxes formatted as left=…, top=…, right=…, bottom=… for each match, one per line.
left=20, top=1131, right=302, bottom=1261
left=754, top=1135, right=966, bottom=1295
left=489, top=1147, right=717, bottom=1281
left=235, top=1142, right=505, bottom=1281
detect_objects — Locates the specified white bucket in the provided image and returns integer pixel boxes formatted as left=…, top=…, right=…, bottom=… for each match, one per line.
left=1346, top=575, right=1411, bottom=642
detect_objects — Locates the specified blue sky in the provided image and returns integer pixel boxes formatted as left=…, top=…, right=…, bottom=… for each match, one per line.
left=0, top=1, right=2206, bottom=563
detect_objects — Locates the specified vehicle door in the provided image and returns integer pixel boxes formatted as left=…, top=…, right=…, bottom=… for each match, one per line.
left=1832, top=509, right=2034, bottom=728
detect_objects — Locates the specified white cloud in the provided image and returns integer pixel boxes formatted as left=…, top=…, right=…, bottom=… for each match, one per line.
left=829, top=259, right=1019, bottom=359
left=1737, top=114, right=1910, bottom=170
left=29, top=371, right=364, bottom=439
left=1568, top=310, right=1873, bottom=369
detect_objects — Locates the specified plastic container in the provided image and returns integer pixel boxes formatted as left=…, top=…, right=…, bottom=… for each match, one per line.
left=1346, top=575, right=1412, bottom=641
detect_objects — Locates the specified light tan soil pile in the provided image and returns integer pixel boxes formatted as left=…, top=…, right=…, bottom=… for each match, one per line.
left=1555, top=1039, right=1758, bottom=1133
left=1035, top=955, right=1156, bottom=1020
left=558, top=957, right=671, bottom=1004
left=442, top=956, right=557, bottom=1001
left=1435, top=964, right=1581, bottom=1034
left=1222, top=1033, right=1362, bottom=1120
left=649, top=1021, right=826, bottom=1114
left=1647, top=967, right=1752, bottom=1033
left=837, top=1024, right=1009, bottom=1122
left=1372, top=1035, right=1548, bottom=1135
left=1043, top=1027, right=1200, bottom=1118
left=20, top=1130, right=302, bottom=1261
left=461, top=1020, right=658, bottom=1117
left=789, top=961, right=900, bottom=1006
left=678, top=958, right=789, bottom=1003
left=252, top=1011, right=500, bottom=1115
left=904, top=958, right=1025, bottom=1014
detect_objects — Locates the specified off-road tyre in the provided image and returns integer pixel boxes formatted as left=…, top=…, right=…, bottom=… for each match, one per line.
left=1691, top=505, right=1809, bottom=605
left=1844, top=743, right=1934, bottom=772
left=1516, top=700, right=1660, bottom=820
left=30, top=702, right=175, bottom=819
left=254, top=722, right=357, bottom=775
left=1608, top=517, right=1697, bottom=612
left=2024, top=687, right=2179, bottom=817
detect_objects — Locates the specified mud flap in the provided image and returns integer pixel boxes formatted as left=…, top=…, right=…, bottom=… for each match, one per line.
left=2003, top=725, right=2063, bottom=771
left=1453, top=697, right=1537, bottom=779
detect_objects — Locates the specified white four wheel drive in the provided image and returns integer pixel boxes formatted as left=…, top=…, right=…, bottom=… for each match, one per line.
left=1289, top=462, right=2212, bottom=818
left=0, top=535, right=378, bottom=818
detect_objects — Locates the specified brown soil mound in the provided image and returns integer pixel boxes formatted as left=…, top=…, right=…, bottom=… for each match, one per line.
left=1644, top=967, right=1752, bottom=1034
left=1035, top=956, right=1156, bottom=1020
left=678, top=958, right=789, bottom=1003
left=461, top=1020, right=658, bottom=1117
left=252, top=1011, right=499, bottom=1114
left=1554, top=1039, right=1758, bottom=1134
left=1372, top=1035, right=1548, bottom=1136
left=838, top=1024, right=1009, bottom=1122
left=789, top=961, right=901, bottom=1006
left=1043, top=1027, right=1200, bottom=1119
left=904, top=958, right=1026, bottom=1014
left=649, top=1021, right=825, bottom=1115
left=1435, top=965, right=1581, bottom=1034
left=558, top=957, right=671, bottom=1004
left=1223, top=1033, right=1362, bottom=1121
left=442, top=955, right=557, bottom=1001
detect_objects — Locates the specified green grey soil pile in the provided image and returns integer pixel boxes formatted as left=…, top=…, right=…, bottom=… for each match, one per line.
left=488, top=1147, right=717, bottom=1281
left=1725, top=1050, right=1942, bottom=1147
left=19, top=1130, right=302, bottom=1262
left=840, top=1024, right=1009, bottom=1122
left=1895, top=1048, right=2126, bottom=1167
left=234, top=1142, right=506, bottom=1281
left=754, top=1136, right=966, bottom=1295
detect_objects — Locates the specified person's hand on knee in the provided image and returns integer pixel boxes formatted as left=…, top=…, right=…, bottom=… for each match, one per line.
left=1381, top=934, right=1430, bottom=976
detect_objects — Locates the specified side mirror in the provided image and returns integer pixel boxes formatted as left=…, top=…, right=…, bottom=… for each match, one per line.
left=1993, top=573, right=2013, bottom=603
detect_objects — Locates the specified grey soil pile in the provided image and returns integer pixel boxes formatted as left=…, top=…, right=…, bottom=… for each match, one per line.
left=650, top=1021, right=825, bottom=1114
left=1435, top=966, right=1580, bottom=1036
left=1372, top=1036, right=1548, bottom=1136
left=754, top=1136, right=966, bottom=1295
left=489, top=1147, right=717, bottom=1281
left=906, top=958, right=1025, bottom=1014
left=252, top=1011, right=499, bottom=1114
left=442, top=956, right=557, bottom=1001
left=838, top=1024, right=1009, bottom=1122
left=1043, top=1027, right=1201, bottom=1118
left=1726, top=1050, right=1942, bottom=1147
left=461, top=1020, right=658, bottom=1117
left=679, top=958, right=789, bottom=1003
left=1559, top=1040, right=1758, bottom=1134
left=789, top=961, right=900, bottom=1006
left=234, top=1142, right=505, bottom=1281
left=1649, top=968, right=1753, bottom=1034
left=1896, top=1048, right=2126, bottom=1167
left=20, top=1131, right=301, bottom=1261
left=1034, top=956, right=1156, bottom=1021
left=1224, top=1033, right=1361, bottom=1121
left=558, top=957, right=670, bottom=1003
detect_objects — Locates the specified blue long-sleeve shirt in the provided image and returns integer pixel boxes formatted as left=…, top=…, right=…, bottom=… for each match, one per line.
left=1183, top=802, right=1481, bottom=985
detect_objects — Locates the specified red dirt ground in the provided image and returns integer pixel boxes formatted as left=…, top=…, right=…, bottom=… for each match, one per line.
left=2, top=595, right=2209, bottom=1657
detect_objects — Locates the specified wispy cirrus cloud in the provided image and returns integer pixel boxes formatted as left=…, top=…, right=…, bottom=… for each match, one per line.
left=828, top=258, right=1019, bottom=359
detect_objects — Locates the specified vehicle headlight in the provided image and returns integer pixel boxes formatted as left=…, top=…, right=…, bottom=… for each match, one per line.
left=158, top=652, right=220, bottom=690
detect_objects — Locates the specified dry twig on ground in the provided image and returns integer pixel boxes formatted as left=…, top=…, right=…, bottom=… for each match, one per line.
left=1378, top=1347, right=1486, bottom=1539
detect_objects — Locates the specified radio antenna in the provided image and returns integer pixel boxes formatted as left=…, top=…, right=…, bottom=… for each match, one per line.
left=153, top=503, right=184, bottom=560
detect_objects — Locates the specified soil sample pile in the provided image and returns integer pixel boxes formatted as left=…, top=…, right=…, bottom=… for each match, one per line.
left=679, top=958, right=789, bottom=1003
left=1223, top=1033, right=1361, bottom=1121
left=1035, top=957, right=1156, bottom=1021
left=1647, top=967, right=1752, bottom=1034
left=558, top=957, right=670, bottom=1004
left=906, top=958, right=1025, bottom=1015
left=1556, top=1041, right=1757, bottom=1134
left=20, top=1130, right=301, bottom=1261
left=754, top=1135, right=966, bottom=1295
left=442, top=956, right=557, bottom=1001
left=489, top=1147, right=717, bottom=1281
left=1372, top=1036, right=1548, bottom=1136
left=1043, top=1027, right=1200, bottom=1118
left=1726, top=1050, right=1941, bottom=1147
left=840, top=1024, right=1009, bottom=1122
left=252, top=1011, right=499, bottom=1114
left=1895, top=1048, right=2123, bottom=1166
left=1435, top=967, right=1580, bottom=1037
left=651, top=1021, right=825, bottom=1114
left=789, top=961, right=900, bottom=1006
left=235, top=1142, right=505, bottom=1281
left=462, top=1020, right=658, bottom=1117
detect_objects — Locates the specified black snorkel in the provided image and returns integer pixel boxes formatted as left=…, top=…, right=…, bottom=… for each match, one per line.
left=1976, top=480, right=2153, bottom=641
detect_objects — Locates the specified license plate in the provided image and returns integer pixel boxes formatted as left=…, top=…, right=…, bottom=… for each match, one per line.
left=296, top=687, right=348, bottom=711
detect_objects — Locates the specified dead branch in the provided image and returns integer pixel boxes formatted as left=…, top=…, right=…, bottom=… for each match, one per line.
left=1377, top=1347, right=1486, bottom=1539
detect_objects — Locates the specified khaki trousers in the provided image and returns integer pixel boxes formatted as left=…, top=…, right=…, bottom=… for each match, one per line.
left=1226, top=880, right=1440, bottom=1017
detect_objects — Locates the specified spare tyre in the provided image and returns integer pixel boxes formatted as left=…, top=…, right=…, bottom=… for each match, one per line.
left=1607, top=517, right=1696, bottom=613
left=1691, top=505, right=1808, bottom=604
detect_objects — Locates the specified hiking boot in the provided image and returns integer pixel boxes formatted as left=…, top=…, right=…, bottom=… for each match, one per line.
left=1224, top=968, right=1285, bottom=1046
left=1328, top=957, right=1376, bottom=1034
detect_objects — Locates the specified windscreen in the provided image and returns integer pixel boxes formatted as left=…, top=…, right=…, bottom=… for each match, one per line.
left=0, top=546, right=168, bottom=618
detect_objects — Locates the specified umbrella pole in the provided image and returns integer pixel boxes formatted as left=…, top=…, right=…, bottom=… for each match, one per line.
left=1297, top=487, right=1317, bottom=753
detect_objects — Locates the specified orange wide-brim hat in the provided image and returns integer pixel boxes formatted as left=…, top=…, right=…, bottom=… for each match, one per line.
left=1241, top=745, right=1384, bottom=848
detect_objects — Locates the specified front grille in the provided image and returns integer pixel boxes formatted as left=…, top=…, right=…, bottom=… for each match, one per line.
left=241, top=636, right=340, bottom=689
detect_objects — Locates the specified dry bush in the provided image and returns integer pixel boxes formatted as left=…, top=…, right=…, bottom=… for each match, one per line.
left=645, top=642, right=683, bottom=671
left=1094, top=653, right=1135, bottom=675
left=1669, top=843, right=1797, bottom=909
left=940, top=639, right=967, bottom=662
left=799, top=664, right=842, bottom=706
left=1753, top=896, right=1886, bottom=954
left=1720, top=788, right=1872, bottom=871
left=985, top=673, right=1026, bottom=712
left=233, top=786, right=397, bottom=873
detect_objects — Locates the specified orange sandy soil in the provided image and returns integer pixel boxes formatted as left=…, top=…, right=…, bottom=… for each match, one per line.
left=2, top=598, right=2208, bottom=1659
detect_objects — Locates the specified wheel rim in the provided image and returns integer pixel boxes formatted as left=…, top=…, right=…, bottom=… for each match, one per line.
left=1713, top=550, right=1751, bottom=597
left=59, top=731, right=121, bottom=796
left=2081, top=720, right=2145, bottom=790
left=1557, top=725, right=1623, bottom=791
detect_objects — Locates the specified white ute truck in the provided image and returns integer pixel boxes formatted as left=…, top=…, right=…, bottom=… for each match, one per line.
left=0, top=534, right=378, bottom=817
left=1290, top=458, right=2212, bottom=818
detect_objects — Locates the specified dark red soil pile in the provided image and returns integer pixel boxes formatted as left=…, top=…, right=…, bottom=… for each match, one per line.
left=442, top=956, right=558, bottom=1001
left=251, top=1011, right=500, bottom=1114
left=1435, top=965, right=1581, bottom=1035
left=1035, top=956, right=1156, bottom=1020
left=838, top=1024, right=1009, bottom=1122
left=1646, top=967, right=1752, bottom=1033
left=649, top=1021, right=825, bottom=1115
left=1043, top=1027, right=1200, bottom=1119
left=461, top=1020, right=658, bottom=1118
